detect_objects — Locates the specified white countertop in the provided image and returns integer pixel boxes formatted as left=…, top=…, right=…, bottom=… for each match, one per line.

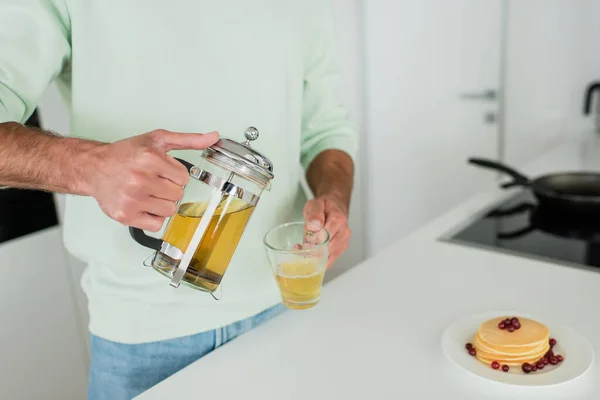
left=137, top=133, right=600, bottom=400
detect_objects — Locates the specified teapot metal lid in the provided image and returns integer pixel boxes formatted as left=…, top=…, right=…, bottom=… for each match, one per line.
left=203, top=127, right=274, bottom=186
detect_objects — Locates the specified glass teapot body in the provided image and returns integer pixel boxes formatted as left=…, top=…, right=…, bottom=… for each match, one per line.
left=129, top=128, right=273, bottom=294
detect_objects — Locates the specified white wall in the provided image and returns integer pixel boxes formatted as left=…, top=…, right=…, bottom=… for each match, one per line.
left=503, top=0, right=600, bottom=166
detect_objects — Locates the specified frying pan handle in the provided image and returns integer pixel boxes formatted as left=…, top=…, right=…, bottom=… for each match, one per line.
left=486, top=203, right=535, bottom=218
left=497, top=225, right=536, bottom=240
left=500, top=181, right=522, bottom=189
left=468, top=158, right=531, bottom=187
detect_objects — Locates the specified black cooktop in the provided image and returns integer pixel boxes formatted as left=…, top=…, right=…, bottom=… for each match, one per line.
left=446, top=191, right=600, bottom=270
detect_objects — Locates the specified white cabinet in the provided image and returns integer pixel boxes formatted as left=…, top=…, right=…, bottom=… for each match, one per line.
left=0, top=228, right=88, bottom=399
left=363, top=0, right=502, bottom=254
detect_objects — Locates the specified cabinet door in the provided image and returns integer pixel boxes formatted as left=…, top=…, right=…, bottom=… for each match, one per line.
left=0, top=228, right=88, bottom=399
left=364, top=0, right=502, bottom=253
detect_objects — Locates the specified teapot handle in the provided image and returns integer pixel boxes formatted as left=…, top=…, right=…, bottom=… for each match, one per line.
left=128, top=157, right=194, bottom=250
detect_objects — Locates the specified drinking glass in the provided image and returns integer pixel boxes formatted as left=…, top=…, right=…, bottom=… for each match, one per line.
left=263, top=221, right=330, bottom=310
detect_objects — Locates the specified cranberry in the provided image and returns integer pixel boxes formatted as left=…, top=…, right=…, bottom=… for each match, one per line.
left=491, top=361, right=500, bottom=369
left=468, top=348, right=476, bottom=356
left=465, top=343, right=473, bottom=350
left=507, top=325, right=515, bottom=332
left=549, top=338, right=557, bottom=347
left=513, top=321, right=521, bottom=330
left=511, top=317, right=519, bottom=324
left=542, top=357, right=549, bottom=365
left=504, top=318, right=512, bottom=325
left=545, top=349, right=554, bottom=358
left=502, top=365, right=509, bottom=372
left=536, top=361, right=545, bottom=370
left=522, top=363, right=532, bottom=373
left=531, top=365, right=538, bottom=372
left=549, top=356, right=558, bottom=365
left=557, top=355, right=564, bottom=362
left=498, top=321, right=506, bottom=330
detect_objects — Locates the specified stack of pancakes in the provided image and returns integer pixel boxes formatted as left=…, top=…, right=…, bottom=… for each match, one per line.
left=473, top=316, right=550, bottom=366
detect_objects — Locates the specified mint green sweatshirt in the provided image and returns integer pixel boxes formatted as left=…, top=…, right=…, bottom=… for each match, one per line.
left=0, top=0, right=356, bottom=343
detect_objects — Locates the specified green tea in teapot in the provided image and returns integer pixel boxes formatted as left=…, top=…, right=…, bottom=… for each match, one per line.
left=154, top=196, right=254, bottom=292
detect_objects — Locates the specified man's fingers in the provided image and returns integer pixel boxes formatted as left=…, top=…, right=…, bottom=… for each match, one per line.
left=150, top=179, right=185, bottom=202
left=303, top=199, right=326, bottom=228
left=324, top=213, right=345, bottom=240
left=158, top=156, right=191, bottom=187
left=302, top=198, right=351, bottom=270
left=133, top=213, right=166, bottom=232
left=325, top=237, right=349, bottom=269
left=144, top=197, right=178, bottom=218
left=152, top=130, right=220, bottom=152
left=303, top=200, right=329, bottom=246
left=323, top=214, right=351, bottom=269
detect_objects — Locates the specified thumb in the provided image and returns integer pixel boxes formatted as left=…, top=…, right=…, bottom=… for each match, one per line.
left=152, top=130, right=220, bottom=152
left=303, top=199, right=326, bottom=229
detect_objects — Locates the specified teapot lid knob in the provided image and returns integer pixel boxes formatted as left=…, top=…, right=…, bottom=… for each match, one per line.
left=243, top=126, right=259, bottom=145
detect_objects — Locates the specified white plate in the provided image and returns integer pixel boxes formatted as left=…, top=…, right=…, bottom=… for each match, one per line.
left=441, top=311, right=594, bottom=387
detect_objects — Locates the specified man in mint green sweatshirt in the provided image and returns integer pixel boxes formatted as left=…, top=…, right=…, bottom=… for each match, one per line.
left=0, top=1, right=356, bottom=398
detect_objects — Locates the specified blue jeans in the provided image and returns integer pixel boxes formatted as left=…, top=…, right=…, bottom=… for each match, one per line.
left=88, top=304, right=285, bottom=400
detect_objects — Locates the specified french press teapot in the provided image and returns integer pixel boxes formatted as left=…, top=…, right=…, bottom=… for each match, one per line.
left=129, top=127, right=274, bottom=295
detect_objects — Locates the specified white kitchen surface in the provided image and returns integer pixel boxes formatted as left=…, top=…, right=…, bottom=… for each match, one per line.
left=136, top=134, right=600, bottom=399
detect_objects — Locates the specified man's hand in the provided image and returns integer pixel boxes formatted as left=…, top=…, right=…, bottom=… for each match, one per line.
left=83, top=129, right=220, bottom=231
left=0, top=122, right=219, bottom=231
left=303, top=194, right=351, bottom=269
left=304, top=149, right=354, bottom=269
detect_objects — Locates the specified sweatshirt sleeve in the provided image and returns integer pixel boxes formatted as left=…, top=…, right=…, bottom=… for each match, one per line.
left=0, top=0, right=71, bottom=123
left=300, top=0, right=358, bottom=171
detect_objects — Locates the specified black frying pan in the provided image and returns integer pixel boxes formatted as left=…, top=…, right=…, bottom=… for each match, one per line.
left=468, top=158, right=600, bottom=214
